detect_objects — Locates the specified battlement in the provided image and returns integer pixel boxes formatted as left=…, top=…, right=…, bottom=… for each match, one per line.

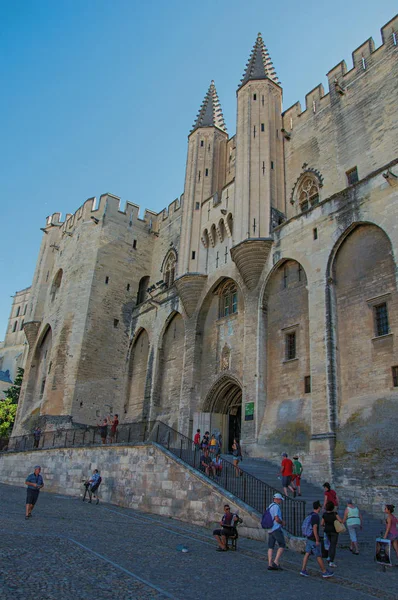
left=283, top=14, right=398, bottom=129
left=44, top=191, right=183, bottom=235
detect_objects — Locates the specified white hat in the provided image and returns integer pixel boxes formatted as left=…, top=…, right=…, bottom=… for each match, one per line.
left=273, top=492, right=284, bottom=500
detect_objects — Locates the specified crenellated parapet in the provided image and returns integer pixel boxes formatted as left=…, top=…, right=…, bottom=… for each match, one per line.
left=282, top=14, right=398, bottom=131
left=42, top=191, right=183, bottom=237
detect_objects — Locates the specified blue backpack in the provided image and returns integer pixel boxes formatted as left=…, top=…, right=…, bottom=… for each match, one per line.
left=261, top=503, right=276, bottom=529
left=302, top=513, right=314, bottom=537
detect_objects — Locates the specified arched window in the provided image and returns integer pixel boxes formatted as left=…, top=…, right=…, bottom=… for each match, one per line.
left=163, top=251, right=177, bottom=288
left=50, top=269, right=63, bottom=303
left=218, top=281, right=238, bottom=318
left=137, top=276, right=150, bottom=305
left=297, top=176, right=320, bottom=212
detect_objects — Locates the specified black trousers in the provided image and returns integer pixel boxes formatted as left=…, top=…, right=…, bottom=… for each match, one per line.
left=327, top=532, right=339, bottom=561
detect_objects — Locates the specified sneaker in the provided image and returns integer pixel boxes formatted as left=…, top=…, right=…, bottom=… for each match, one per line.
left=272, top=562, right=283, bottom=570
left=322, top=570, right=334, bottom=578
left=300, top=569, right=309, bottom=577
left=328, top=562, right=336, bottom=568
left=293, top=490, right=297, bottom=498
left=268, top=565, right=279, bottom=571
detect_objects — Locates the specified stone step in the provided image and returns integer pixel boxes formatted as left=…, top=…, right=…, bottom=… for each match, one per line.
left=224, top=455, right=386, bottom=546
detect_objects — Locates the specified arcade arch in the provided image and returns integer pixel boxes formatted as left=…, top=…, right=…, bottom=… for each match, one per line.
left=126, top=329, right=150, bottom=420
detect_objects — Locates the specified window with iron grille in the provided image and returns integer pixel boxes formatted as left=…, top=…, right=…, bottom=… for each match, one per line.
left=346, top=167, right=359, bottom=185
left=392, top=366, right=398, bottom=387
left=374, top=302, right=389, bottom=337
left=285, top=332, right=296, bottom=360
left=304, top=375, right=311, bottom=393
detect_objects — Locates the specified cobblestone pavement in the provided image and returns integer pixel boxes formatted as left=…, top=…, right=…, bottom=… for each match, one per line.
left=1, top=483, right=397, bottom=600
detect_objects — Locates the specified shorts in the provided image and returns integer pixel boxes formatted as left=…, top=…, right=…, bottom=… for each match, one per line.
left=268, top=527, right=286, bottom=549
left=347, top=524, right=360, bottom=543
left=387, top=533, right=398, bottom=541
left=213, top=528, right=235, bottom=538
left=282, top=476, right=292, bottom=487
left=305, top=540, right=321, bottom=557
left=233, top=455, right=242, bottom=463
left=26, top=488, right=40, bottom=506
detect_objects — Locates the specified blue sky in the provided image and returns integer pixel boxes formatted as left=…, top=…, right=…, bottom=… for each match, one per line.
left=1, top=0, right=397, bottom=339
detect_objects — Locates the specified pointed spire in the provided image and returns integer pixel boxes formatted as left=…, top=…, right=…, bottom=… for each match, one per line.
left=190, top=80, right=227, bottom=135
left=239, top=33, right=280, bottom=88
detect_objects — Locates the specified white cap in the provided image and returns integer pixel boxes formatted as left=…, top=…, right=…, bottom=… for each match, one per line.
left=273, top=492, right=284, bottom=500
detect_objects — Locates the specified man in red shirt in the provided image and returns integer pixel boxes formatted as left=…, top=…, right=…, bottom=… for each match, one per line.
left=280, top=452, right=296, bottom=497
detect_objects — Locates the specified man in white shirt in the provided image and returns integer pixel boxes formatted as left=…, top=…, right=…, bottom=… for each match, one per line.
left=267, top=492, right=286, bottom=570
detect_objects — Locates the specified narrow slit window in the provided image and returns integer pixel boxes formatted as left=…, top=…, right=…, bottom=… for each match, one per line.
left=304, top=375, right=311, bottom=394
left=200, top=140, right=204, bottom=147
left=392, top=366, right=398, bottom=387
left=253, top=93, right=257, bottom=101
left=127, top=283, right=130, bottom=291
left=271, top=161, right=274, bottom=169
left=313, top=228, right=318, bottom=240
left=253, top=125, right=256, bottom=138
left=191, top=251, right=196, bottom=260
left=113, top=319, right=119, bottom=328
left=205, top=168, right=208, bottom=176
left=261, top=123, right=265, bottom=132
left=133, top=239, right=137, bottom=249
left=195, top=202, right=200, bottom=210
left=105, top=276, right=109, bottom=284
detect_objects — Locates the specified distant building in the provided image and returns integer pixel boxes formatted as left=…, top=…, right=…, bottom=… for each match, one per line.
left=9, top=16, right=398, bottom=482
left=0, top=287, right=30, bottom=398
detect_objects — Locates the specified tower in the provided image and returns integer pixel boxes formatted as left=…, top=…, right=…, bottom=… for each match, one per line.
left=179, top=81, right=228, bottom=275
left=234, top=34, right=284, bottom=244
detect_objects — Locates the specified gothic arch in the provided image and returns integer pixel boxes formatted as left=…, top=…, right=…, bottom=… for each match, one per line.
left=326, top=222, right=398, bottom=436
left=50, top=269, right=63, bottom=302
left=22, top=324, right=53, bottom=421
left=156, top=312, right=185, bottom=426
left=161, top=248, right=178, bottom=288
left=290, top=168, right=323, bottom=212
left=126, top=328, right=150, bottom=421
left=260, top=258, right=311, bottom=438
left=202, top=374, right=243, bottom=414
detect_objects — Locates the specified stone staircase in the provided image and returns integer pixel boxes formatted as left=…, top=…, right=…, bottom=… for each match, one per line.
left=226, top=455, right=386, bottom=547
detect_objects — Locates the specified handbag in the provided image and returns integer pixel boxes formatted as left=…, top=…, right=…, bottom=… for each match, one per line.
left=334, top=519, right=346, bottom=533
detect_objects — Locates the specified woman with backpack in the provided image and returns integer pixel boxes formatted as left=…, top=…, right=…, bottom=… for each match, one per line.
left=321, top=500, right=344, bottom=568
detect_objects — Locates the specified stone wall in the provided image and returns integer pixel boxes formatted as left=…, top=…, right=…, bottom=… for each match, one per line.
left=0, top=443, right=266, bottom=541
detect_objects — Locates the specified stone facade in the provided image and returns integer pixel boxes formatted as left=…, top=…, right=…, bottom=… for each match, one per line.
left=9, top=15, right=398, bottom=486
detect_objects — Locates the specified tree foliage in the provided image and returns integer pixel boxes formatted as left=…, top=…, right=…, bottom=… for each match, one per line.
left=0, top=367, right=24, bottom=438
left=0, top=399, right=17, bottom=437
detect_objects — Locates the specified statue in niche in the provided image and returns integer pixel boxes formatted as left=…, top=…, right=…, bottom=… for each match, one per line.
left=221, top=344, right=231, bottom=371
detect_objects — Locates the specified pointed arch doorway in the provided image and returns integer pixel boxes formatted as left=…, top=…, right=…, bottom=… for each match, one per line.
left=193, top=376, right=243, bottom=452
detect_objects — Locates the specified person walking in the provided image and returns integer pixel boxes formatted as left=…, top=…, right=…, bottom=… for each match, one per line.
left=323, top=482, right=339, bottom=510
left=292, top=454, right=303, bottom=496
left=232, top=438, right=243, bottom=476
left=343, top=499, right=362, bottom=554
left=384, top=504, right=398, bottom=561
left=321, top=500, right=344, bottom=568
left=267, top=492, right=286, bottom=571
left=300, top=500, right=334, bottom=578
left=280, top=453, right=295, bottom=496
left=25, top=465, right=44, bottom=520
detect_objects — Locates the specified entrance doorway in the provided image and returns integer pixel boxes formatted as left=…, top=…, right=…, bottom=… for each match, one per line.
left=196, top=375, right=242, bottom=453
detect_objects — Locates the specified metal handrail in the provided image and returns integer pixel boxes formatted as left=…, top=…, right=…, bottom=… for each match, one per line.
left=3, top=419, right=305, bottom=536
left=147, top=421, right=306, bottom=537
